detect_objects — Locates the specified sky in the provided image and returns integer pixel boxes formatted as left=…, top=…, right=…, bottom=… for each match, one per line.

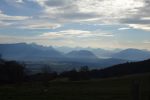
left=0, top=0, right=150, bottom=50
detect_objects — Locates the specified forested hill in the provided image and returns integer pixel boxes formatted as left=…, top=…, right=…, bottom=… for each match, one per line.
left=94, top=59, right=150, bottom=78
left=61, top=59, right=150, bottom=80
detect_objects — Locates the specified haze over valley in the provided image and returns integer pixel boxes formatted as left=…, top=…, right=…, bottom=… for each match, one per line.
left=0, top=43, right=150, bottom=73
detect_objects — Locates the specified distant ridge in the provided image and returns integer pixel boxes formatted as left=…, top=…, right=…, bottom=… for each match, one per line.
left=66, top=50, right=98, bottom=60
left=0, top=43, right=63, bottom=61
left=112, top=48, right=150, bottom=61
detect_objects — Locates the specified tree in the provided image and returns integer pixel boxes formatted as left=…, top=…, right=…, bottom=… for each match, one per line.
left=5, top=61, right=25, bottom=83
left=41, top=65, right=52, bottom=74
left=68, top=68, right=79, bottom=81
left=41, top=65, right=52, bottom=87
left=0, top=60, right=26, bottom=84
left=79, top=66, right=89, bottom=72
left=0, top=54, right=2, bottom=59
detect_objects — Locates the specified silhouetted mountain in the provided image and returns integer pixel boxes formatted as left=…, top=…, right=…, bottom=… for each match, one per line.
left=112, top=48, right=150, bottom=61
left=86, top=48, right=121, bottom=58
left=54, top=46, right=121, bottom=58
left=64, top=50, right=98, bottom=67
left=0, top=43, right=63, bottom=61
left=66, top=50, right=127, bottom=65
left=66, top=50, right=98, bottom=60
left=60, top=50, right=126, bottom=70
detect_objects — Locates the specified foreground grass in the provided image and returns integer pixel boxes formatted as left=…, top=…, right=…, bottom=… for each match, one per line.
left=0, top=73, right=150, bottom=100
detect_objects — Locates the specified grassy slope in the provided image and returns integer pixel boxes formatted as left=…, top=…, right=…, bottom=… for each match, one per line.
left=0, top=73, right=150, bottom=100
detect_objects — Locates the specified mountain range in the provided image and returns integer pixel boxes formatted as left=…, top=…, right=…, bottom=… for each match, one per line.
left=0, top=43, right=150, bottom=72
left=0, top=43, right=63, bottom=61
left=54, top=46, right=121, bottom=58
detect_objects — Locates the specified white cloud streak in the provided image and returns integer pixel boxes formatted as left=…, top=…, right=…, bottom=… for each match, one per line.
left=39, top=29, right=114, bottom=39
left=0, top=21, right=12, bottom=27
left=16, top=0, right=24, bottom=3
left=20, top=22, right=61, bottom=29
left=118, top=27, right=131, bottom=30
left=0, top=10, right=30, bottom=21
left=129, top=24, right=150, bottom=31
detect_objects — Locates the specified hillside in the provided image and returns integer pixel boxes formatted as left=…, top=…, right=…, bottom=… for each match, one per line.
left=61, top=59, right=150, bottom=80
left=89, top=59, right=150, bottom=79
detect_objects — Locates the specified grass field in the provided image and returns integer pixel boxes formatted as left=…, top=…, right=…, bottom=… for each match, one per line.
left=0, top=73, right=150, bottom=100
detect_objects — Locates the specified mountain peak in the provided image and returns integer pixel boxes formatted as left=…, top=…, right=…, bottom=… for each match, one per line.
left=112, top=48, right=150, bottom=61
left=67, top=50, right=98, bottom=59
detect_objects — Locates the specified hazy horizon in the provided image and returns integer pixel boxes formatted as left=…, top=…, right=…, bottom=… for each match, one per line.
left=0, top=42, right=150, bottom=51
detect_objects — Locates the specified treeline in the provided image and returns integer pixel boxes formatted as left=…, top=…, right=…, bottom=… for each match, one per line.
left=0, top=58, right=58, bottom=84
left=60, top=59, right=150, bottom=80
left=0, top=57, right=150, bottom=84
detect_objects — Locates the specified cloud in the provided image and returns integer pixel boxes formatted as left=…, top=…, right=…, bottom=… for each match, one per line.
left=141, top=17, right=150, bottom=20
left=1, top=0, right=150, bottom=30
left=4, top=0, right=25, bottom=6
left=40, top=30, right=91, bottom=39
left=16, top=18, right=62, bottom=29
left=118, top=27, right=131, bottom=30
left=16, top=0, right=24, bottom=3
left=0, top=34, right=50, bottom=45
left=120, top=16, right=150, bottom=31
left=0, top=29, right=114, bottom=48
left=34, top=0, right=146, bottom=23
left=20, top=22, right=61, bottom=29
left=143, top=40, right=150, bottom=44
left=129, top=24, right=150, bottom=31
left=32, top=0, right=150, bottom=31
left=0, top=10, right=60, bottom=29
left=0, top=21, right=12, bottom=27
left=39, top=29, right=114, bottom=39
left=0, top=10, right=30, bottom=21
left=1, top=0, right=150, bottom=49
left=38, top=0, right=68, bottom=7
